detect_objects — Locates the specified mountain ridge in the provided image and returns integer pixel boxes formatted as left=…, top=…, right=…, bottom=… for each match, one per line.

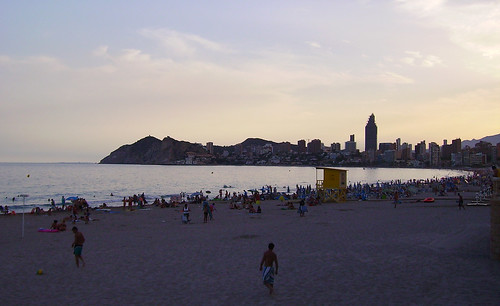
left=461, top=134, right=500, bottom=148
left=99, top=133, right=499, bottom=165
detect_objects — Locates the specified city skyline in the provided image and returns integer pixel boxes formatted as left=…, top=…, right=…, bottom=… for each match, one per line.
left=1, top=1, right=499, bottom=162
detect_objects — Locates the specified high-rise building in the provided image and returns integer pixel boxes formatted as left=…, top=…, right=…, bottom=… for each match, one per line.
left=441, top=142, right=452, bottom=160
left=365, top=114, right=377, bottom=152
left=415, top=141, right=426, bottom=161
left=451, top=138, right=461, bottom=154
left=331, top=143, right=341, bottom=152
left=396, top=138, right=401, bottom=151
left=429, top=142, right=440, bottom=166
left=298, top=140, right=306, bottom=153
left=401, top=143, right=412, bottom=160
left=345, top=134, right=357, bottom=153
left=206, top=142, right=214, bottom=155
left=307, top=139, right=322, bottom=154
left=379, top=143, right=395, bottom=152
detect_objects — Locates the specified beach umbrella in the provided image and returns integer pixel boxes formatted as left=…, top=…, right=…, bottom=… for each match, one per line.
left=66, top=196, right=79, bottom=201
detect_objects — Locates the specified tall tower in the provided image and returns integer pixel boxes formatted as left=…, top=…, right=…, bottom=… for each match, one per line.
left=365, top=114, right=377, bottom=152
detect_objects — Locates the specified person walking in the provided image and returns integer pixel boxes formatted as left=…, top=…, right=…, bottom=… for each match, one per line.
left=259, top=243, right=279, bottom=295
left=71, top=226, right=86, bottom=268
left=458, top=193, right=465, bottom=210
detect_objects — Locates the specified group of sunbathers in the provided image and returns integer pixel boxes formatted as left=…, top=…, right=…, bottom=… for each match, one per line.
left=50, top=219, right=67, bottom=231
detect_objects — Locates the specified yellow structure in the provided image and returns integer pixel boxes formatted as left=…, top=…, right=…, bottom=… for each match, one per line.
left=316, top=167, right=347, bottom=203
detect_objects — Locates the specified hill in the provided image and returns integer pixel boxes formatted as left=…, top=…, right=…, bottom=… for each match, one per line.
left=462, top=133, right=500, bottom=148
left=99, top=136, right=207, bottom=164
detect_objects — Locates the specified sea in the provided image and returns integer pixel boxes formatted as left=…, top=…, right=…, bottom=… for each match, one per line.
left=0, top=163, right=469, bottom=213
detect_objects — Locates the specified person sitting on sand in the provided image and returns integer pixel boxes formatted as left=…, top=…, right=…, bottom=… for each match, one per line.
left=249, top=204, right=256, bottom=213
left=50, top=220, right=59, bottom=230
left=230, top=201, right=240, bottom=209
left=84, top=207, right=91, bottom=224
left=57, top=220, right=67, bottom=231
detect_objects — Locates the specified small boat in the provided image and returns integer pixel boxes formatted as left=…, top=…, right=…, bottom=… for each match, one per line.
left=423, top=197, right=435, bottom=203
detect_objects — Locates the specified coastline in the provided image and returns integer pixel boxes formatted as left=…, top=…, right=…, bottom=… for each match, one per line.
left=0, top=163, right=474, bottom=214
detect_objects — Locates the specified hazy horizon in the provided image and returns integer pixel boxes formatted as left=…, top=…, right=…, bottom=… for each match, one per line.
left=1, top=1, right=499, bottom=162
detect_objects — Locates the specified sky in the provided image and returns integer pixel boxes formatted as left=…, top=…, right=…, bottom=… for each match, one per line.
left=1, top=0, right=499, bottom=162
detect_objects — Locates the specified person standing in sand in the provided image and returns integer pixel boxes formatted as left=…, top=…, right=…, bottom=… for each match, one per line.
left=458, top=193, right=465, bottom=210
left=202, top=201, right=210, bottom=223
left=393, top=190, right=399, bottom=208
left=260, top=243, right=279, bottom=294
left=183, top=203, right=191, bottom=222
left=298, top=199, right=308, bottom=217
left=71, top=226, right=86, bottom=268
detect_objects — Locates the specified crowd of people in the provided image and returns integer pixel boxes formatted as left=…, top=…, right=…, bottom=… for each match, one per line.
left=346, top=171, right=494, bottom=202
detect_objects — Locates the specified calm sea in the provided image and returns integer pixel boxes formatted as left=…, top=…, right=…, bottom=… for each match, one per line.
left=0, top=163, right=467, bottom=212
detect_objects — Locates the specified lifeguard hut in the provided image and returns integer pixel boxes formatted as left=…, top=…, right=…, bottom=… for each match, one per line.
left=316, top=167, right=347, bottom=203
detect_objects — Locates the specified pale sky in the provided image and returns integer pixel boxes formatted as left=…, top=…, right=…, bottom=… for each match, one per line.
left=1, top=0, right=499, bottom=162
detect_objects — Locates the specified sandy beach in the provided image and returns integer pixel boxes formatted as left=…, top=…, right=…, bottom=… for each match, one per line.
left=1, top=194, right=500, bottom=305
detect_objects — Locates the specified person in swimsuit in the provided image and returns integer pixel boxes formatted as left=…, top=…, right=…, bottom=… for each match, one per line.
left=183, top=204, right=190, bottom=222
left=71, top=226, right=86, bottom=268
left=259, top=243, right=279, bottom=294
left=203, top=201, right=210, bottom=223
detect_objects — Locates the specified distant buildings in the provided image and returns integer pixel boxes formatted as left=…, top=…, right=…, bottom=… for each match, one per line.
left=197, top=114, right=498, bottom=167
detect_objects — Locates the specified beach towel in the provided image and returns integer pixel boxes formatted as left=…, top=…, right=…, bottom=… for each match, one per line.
left=262, top=266, right=274, bottom=285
